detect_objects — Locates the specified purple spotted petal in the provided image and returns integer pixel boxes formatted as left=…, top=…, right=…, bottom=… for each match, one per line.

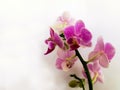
left=105, top=43, right=115, bottom=61
left=75, top=20, right=85, bottom=34
left=64, top=26, right=75, bottom=39
left=56, top=58, right=64, bottom=69
left=94, top=37, right=104, bottom=51
left=99, top=54, right=109, bottom=68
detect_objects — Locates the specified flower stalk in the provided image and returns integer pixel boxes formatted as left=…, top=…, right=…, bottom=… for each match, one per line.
left=75, top=49, right=93, bottom=90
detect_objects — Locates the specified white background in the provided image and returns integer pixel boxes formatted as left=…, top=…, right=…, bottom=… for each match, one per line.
left=0, top=0, right=120, bottom=90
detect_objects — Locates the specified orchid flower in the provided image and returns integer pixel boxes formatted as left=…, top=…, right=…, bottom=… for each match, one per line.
left=88, top=37, right=115, bottom=68
left=64, top=20, right=92, bottom=50
left=52, top=12, right=74, bottom=33
left=56, top=49, right=78, bottom=71
left=44, top=28, right=64, bottom=55
left=83, top=61, right=104, bottom=83
left=44, top=12, right=116, bottom=90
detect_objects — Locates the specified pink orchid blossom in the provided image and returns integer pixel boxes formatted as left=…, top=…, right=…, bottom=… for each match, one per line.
left=57, top=12, right=74, bottom=25
left=64, top=20, right=92, bottom=50
left=88, top=37, right=115, bottom=68
left=83, top=61, right=104, bottom=83
left=56, top=49, right=78, bottom=71
left=44, top=28, right=64, bottom=55
left=52, top=12, right=74, bottom=33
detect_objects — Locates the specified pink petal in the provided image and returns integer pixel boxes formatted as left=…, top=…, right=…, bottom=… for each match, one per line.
left=88, top=51, right=99, bottom=61
left=44, top=41, right=55, bottom=55
left=56, top=58, right=64, bottom=69
left=80, top=41, right=92, bottom=47
left=50, top=28, right=64, bottom=48
left=50, top=28, right=54, bottom=38
left=97, top=71, right=104, bottom=83
left=57, top=49, right=75, bottom=59
left=64, top=26, right=75, bottom=39
left=94, top=37, right=104, bottom=51
left=88, top=64, right=94, bottom=71
left=62, top=12, right=70, bottom=22
left=105, top=43, right=115, bottom=61
left=93, top=61, right=101, bottom=71
left=99, top=54, right=109, bottom=68
left=80, top=28, right=92, bottom=43
left=57, top=49, right=67, bottom=59
left=75, top=20, right=85, bottom=34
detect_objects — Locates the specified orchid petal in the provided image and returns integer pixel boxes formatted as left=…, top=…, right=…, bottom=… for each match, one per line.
left=57, top=49, right=75, bottom=59
left=88, top=64, right=94, bottom=71
left=50, top=28, right=64, bottom=48
left=93, top=61, right=101, bottom=71
left=44, top=41, right=55, bottom=55
left=75, top=20, right=85, bottom=34
left=56, top=58, right=64, bottom=69
left=99, top=54, right=109, bottom=68
left=94, top=37, right=104, bottom=51
left=88, top=51, right=98, bottom=61
left=81, top=41, right=92, bottom=47
left=105, top=43, right=115, bottom=61
left=80, top=28, right=92, bottom=43
left=64, top=26, right=75, bottom=39
left=97, top=71, right=104, bottom=83
left=62, top=12, right=70, bottom=21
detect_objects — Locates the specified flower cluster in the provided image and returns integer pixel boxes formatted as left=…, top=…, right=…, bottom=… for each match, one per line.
left=44, top=12, right=115, bottom=90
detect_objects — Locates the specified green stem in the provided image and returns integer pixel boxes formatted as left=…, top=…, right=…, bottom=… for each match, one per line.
left=70, top=74, right=85, bottom=90
left=75, top=49, right=93, bottom=90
